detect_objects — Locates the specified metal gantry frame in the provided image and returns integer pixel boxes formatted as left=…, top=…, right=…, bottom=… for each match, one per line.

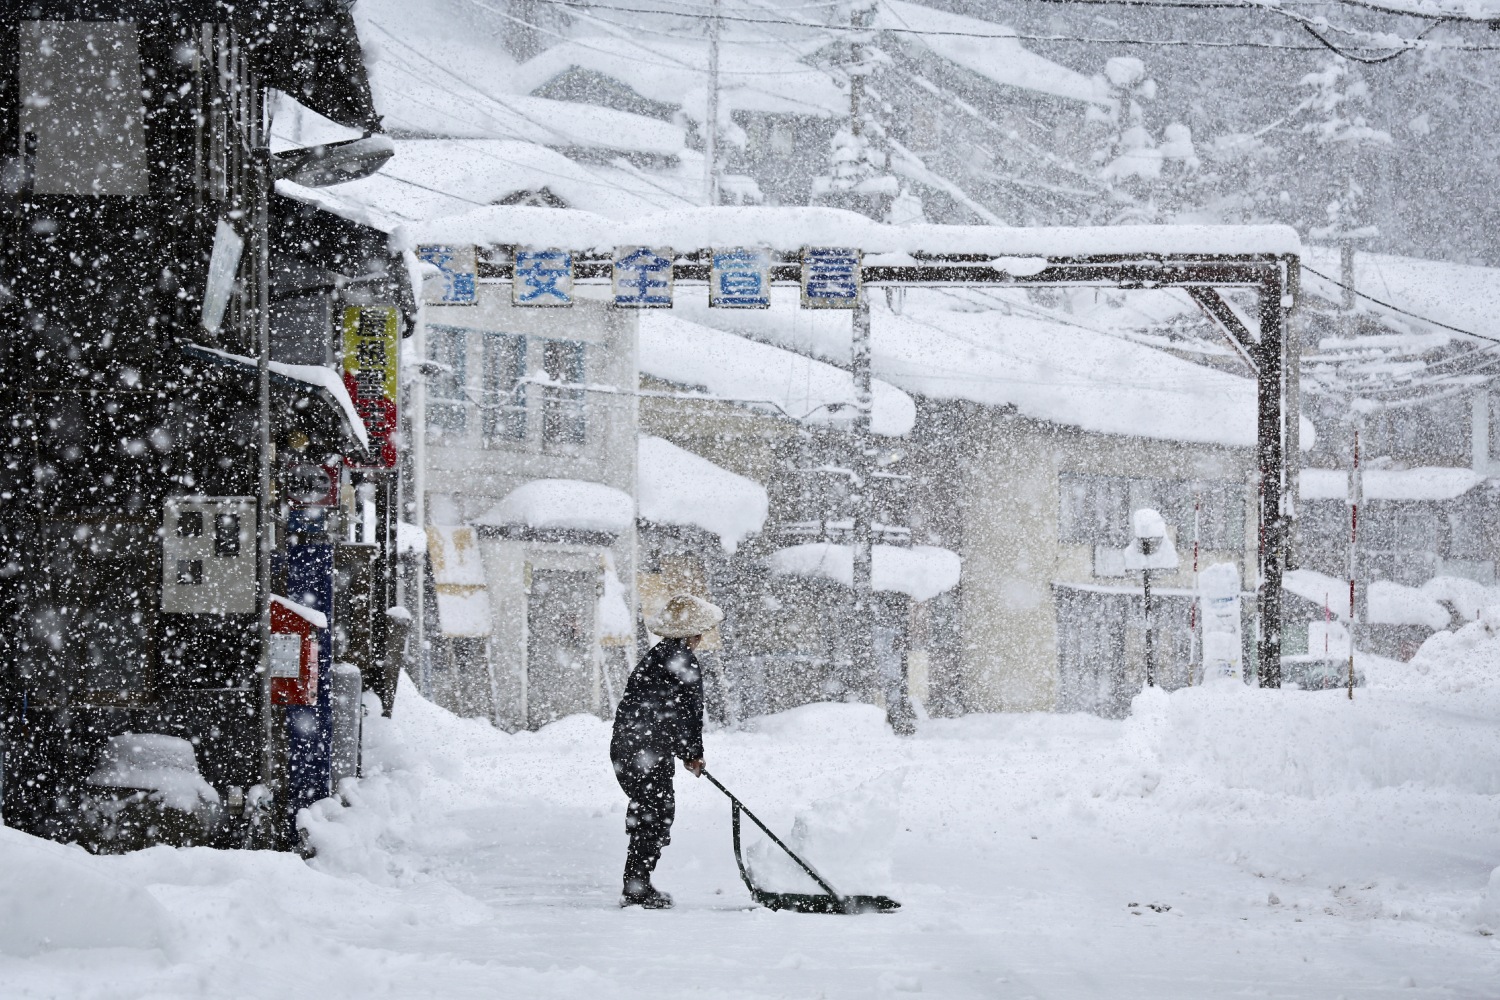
left=484, top=246, right=1300, bottom=688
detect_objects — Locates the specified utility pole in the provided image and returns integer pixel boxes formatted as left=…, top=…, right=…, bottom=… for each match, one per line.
left=703, top=0, right=721, bottom=207
left=1341, top=240, right=1361, bottom=701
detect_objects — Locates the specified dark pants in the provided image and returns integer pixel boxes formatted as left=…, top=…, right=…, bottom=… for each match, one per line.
left=611, top=745, right=676, bottom=892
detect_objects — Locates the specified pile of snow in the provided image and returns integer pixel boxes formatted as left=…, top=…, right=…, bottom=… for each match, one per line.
left=638, top=435, right=768, bottom=553
left=0, top=828, right=172, bottom=957
left=766, top=542, right=962, bottom=601
left=87, top=734, right=220, bottom=814
left=744, top=769, right=903, bottom=897
left=1398, top=607, right=1500, bottom=694
left=639, top=313, right=916, bottom=437
left=477, top=478, right=634, bottom=534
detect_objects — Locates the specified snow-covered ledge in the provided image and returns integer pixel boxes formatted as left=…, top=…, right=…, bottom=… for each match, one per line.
left=638, top=436, right=768, bottom=553
left=766, top=542, right=961, bottom=602
left=476, top=479, right=634, bottom=538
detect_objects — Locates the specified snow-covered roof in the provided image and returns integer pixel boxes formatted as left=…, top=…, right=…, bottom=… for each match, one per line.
left=512, top=36, right=847, bottom=120
left=477, top=479, right=635, bottom=535
left=638, top=436, right=769, bottom=553
left=189, top=345, right=370, bottom=452
left=1302, top=246, right=1500, bottom=345
left=403, top=204, right=1302, bottom=259
left=284, top=139, right=695, bottom=230
left=372, top=72, right=687, bottom=157
left=1300, top=467, right=1485, bottom=502
left=1284, top=568, right=1499, bottom=630
left=766, top=542, right=961, bottom=602
left=639, top=313, right=916, bottom=437
left=876, top=305, right=1312, bottom=449
left=875, top=0, right=1109, bottom=107
left=271, top=594, right=329, bottom=631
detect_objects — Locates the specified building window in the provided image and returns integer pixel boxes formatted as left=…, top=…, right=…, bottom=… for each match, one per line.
left=1362, top=395, right=1468, bottom=464
left=19, top=21, right=148, bottom=196
left=427, top=325, right=468, bottom=441
left=481, top=332, right=527, bottom=444
left=541, top=339, right=586, bottom=446
left=1362, top=502, right=1439, bottom=584
left=1059, top=473, right=1245, bottom=551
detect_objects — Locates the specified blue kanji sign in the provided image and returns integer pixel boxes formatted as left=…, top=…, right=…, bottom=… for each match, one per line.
left=512, top=248, right=573, bottom=307
left=612, top=246, right=674, bottom=308
left=801, top=246, right=861, bottom=309
left=711, top=247, right=772, bottom=309
left=417, top=244, right=477, bottom=305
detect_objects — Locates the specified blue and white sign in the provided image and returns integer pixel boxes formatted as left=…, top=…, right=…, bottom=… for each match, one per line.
left=801, top=246, right=861, bottom=309
left=711, top=247, right=771, bottom=309
left=417, top=244, right=477, bottom=305
left=613, top=246, right=674, bottom=308
left=512, top=248, right=573, bottom=307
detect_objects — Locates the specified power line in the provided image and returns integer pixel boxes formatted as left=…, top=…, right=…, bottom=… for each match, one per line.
left=1301, top=264, right=1500, bottom=345
left=517, top=0, right=1500, bottom=50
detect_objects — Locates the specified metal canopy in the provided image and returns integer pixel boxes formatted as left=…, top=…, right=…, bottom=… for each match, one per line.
left=483, top=245, right=1298, bottom=688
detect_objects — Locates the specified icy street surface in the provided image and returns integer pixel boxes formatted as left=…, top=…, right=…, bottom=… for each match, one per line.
left=4, top=634, right=1499, bottom=999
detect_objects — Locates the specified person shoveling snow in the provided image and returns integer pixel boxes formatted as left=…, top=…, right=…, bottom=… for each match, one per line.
left=609, top=593, right=723, bottom=909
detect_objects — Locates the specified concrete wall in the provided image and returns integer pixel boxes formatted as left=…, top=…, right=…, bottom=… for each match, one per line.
left=423, top=285, right=638, bottom=727
left=954, top=411, right=1255, bottom=712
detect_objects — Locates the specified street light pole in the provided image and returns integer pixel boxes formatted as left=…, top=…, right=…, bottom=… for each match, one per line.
left=703, top=0, right=720, bottom=207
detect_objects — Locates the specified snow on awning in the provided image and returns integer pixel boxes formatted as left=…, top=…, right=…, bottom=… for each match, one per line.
left=427, top=525, right=490, bottom=638
left=638, top=436, right=768, bottom=553
left=1299, top=467, right=1485, bottom=502
left=406, top=205, right=1301, bottom=261
left=476, top=479, right=634, bottom=536
left=1283, top=568, right=1500, bottom=629
left=766, top=543, right=962, bottom=602
left=271, top=593, right=328, bottom=631
left=186, top=345, right=370, bottom=452
left=640, top=314, right=916, bottom=437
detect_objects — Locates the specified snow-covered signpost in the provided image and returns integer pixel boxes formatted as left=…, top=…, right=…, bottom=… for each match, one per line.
left=1125, top=508, right=1179, bottom=688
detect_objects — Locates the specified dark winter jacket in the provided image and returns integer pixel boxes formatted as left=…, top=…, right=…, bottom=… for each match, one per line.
left=610, top=638, right=705, bottom=762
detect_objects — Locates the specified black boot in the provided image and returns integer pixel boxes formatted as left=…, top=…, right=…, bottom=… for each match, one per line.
left=620, top=879, right=674, bottom=909
left=621, top=851, right=672, bottom=909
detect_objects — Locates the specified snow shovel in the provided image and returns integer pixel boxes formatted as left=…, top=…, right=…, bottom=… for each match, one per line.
left=702, top=769, right=900, bottom=915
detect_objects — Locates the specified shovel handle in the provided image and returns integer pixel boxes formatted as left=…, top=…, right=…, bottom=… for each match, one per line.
left=701, top=769, right=844, bottom=901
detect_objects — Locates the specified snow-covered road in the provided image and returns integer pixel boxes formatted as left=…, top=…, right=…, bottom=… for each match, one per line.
left=4, top=627, right=1498, bottom=999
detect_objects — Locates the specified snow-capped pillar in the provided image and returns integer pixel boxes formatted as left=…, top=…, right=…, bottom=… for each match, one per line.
left=850, top=295, right=876, bottom=707
left=1255, top=263, right=1291, bottom=688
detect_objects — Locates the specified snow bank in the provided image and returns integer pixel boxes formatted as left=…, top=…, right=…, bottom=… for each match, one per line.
left=639, top=313, right=917, bottom=437
left=477, top=478, right=634, bottom=534
left=1399, top=609, right=1500, bottom=694
left=638, top=436, right=768, bottom=552
left=0, top=828, right=172, bottom=957
left=744, top=769, right=903, bottom=897
left=766, top=542, right=962, bottom=601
